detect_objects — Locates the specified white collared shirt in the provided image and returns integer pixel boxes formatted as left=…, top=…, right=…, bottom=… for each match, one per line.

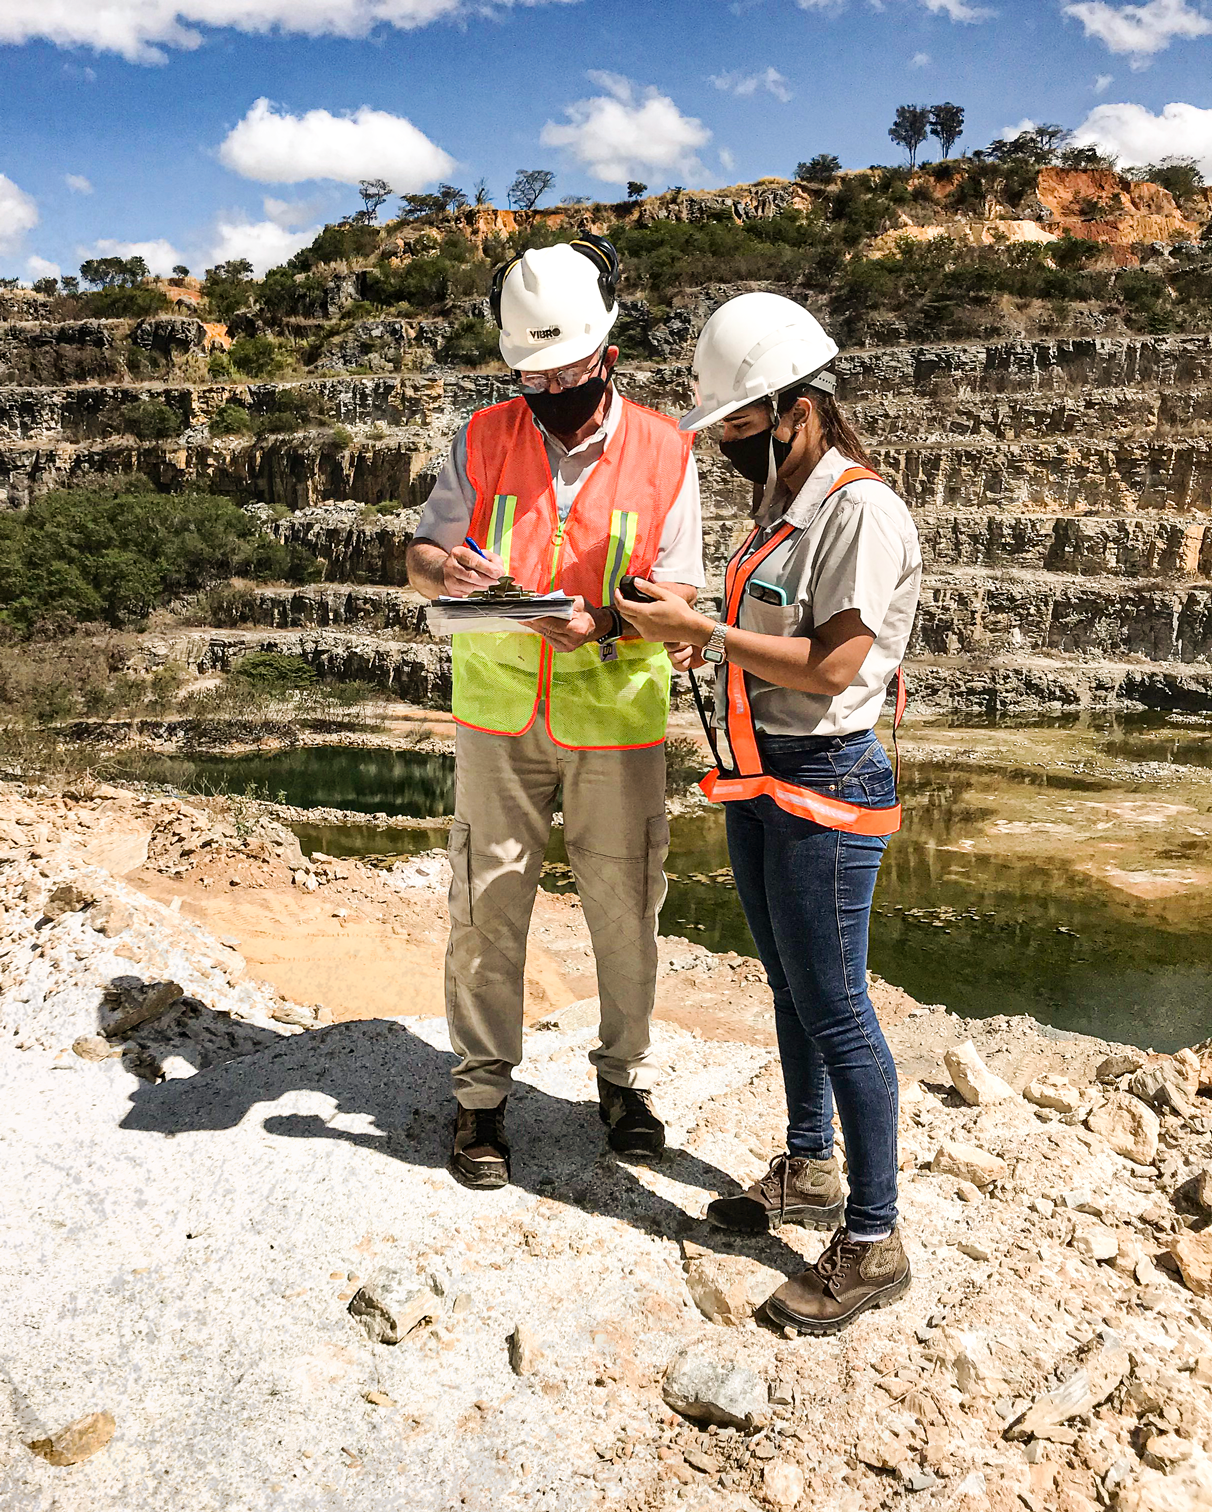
left=714, top=447, right=923, bottom=738
left=416, top=387, right=705, bottom=587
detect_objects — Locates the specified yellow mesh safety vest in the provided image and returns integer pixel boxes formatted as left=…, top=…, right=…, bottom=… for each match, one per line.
left=454, top=396, right=692, bottom=750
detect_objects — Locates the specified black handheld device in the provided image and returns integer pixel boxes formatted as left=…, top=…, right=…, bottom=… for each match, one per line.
left=617, top=574, right=657, bottom=603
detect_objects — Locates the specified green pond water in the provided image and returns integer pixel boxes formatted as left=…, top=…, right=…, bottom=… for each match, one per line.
left=125, top=719, right=1212, bottom=1051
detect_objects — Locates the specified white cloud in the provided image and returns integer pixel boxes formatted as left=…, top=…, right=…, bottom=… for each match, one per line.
left=262, top=195, right=322, bottom=228
left=719, top=147, right=737, bottom=173
left=219, top=98, right=455, bottom=189
left=1095, top=71, right=1115, bottom=89
left=1063, top=0, right=1212, bottom=60
left=1072, top=98, right=1212, bottom=175
left=919, top=0, right=993, bottom=16
left=910, top=50, right=932, bottom=65
left=0, top=175, right=38, bottom=254
left=1000, top=117, right=1040, bottom=140
left=0, top=0, right=578, bottom=66
left=27, top=254, right=61, bottom=281
left=65, top=173, right=93, bottom=194
left=206, top=216, right=322, bottom=275
left=540, top=73, right=711, bottom=186
left=710, top=66, right=792, bottom=102
left=87, top=236, right=183, bottom=275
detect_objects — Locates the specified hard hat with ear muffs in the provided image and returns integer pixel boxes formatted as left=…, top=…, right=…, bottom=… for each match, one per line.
left=490, top=234, right=621, bottom=371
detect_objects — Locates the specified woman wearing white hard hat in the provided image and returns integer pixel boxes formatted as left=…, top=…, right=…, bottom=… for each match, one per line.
left=619, top=292, right=922, bottom=1336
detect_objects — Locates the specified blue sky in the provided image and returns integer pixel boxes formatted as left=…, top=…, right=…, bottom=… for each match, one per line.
left=2, top=0, right=1212, bottom=281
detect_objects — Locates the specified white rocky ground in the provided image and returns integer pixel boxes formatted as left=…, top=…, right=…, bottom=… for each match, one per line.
left=3, top=783, right=1212, bottom=1511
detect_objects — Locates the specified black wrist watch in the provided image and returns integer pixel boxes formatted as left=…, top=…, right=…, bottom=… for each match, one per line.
left=596, top=606, right=624, bottom=643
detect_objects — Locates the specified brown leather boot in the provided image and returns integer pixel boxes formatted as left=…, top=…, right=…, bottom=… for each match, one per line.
left=450, top=1100, right=510, bottom=1190
left=707, top=1153, right=844, bottom=1234
left=763, top=1227, right=910, bottom=1336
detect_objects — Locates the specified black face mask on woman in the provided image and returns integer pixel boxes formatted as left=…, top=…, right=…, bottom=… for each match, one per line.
left=523, top=367, right=609, bottom=434
left=719, top=426, right=793, bottom=486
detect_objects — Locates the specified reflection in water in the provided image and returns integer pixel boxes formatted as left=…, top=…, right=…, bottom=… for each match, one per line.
left=118, top=747, right=456, bottom=820
left=130, top=739, right=1212, bottom=1051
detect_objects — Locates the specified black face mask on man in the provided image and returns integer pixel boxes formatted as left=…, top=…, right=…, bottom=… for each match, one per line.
left=523, top=365, right=609, bottom=435
left=719, top=425, right=793, bottom=486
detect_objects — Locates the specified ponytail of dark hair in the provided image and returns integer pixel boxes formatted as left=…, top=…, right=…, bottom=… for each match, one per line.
left=776, top=384, right=879, bottom=474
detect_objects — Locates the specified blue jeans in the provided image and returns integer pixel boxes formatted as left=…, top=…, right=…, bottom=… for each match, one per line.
left=725, top=728, right=899, bottom=1237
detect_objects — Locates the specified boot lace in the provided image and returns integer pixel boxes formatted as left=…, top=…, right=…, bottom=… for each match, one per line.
left=755, top=1154, right=795, bottom=1221
left=814, top=1230, right=864, bottom=1291
left=471, top=1107, right=505, bottom=1151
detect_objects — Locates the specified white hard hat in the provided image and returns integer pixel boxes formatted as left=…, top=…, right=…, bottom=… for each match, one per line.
left=678, top=292, right=839, bottom=432
left=494, top=242, right=619, bottom=371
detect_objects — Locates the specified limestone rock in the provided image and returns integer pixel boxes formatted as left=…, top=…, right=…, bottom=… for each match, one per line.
left=1128, top=1059, right=1196, bottom=1117
left=763, top=1459, right=806, bottom=1507
left=1005, top=1331, right=1128, bottom=1440
left=1072, top=1220, right=1119, bottom=1263
left=662, top=1344, right=769, bottom=1429
left=684, top=1254, right=784, bottom=1326
left=1095, top=1050, right=1148, bottom=1082
left=347, top=1269, right=437, bottom=1344
left=1113, top=1457, right=1212, bottom=1511
left=508, top=1323, right=541, bottom=1376
left=72, top=1034, right=117, bottom=1061
left=932, top=1140, right=1007, bottom=1187
left=1170, top=1231, right=1212, bottom=1297
left=1193, top=1169, right=1212, bottom=1214
left=1025, top=1073, right=1085, bottom=1114
left=100, top=978, right=184, bottom=1039
left=42, top=881, right=99, bottom=920
left=26, top=1410, right=116, bottom=1466
left=1087, top=1093, right=1160, bottom=1166
left=944, top=1039, right=1016, bottom=1105
left=1143, top=1433, right=1193, bottom=1469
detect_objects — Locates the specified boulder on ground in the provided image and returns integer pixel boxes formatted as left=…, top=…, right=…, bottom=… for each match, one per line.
left=347, top=1269, right=437, bottom=1344
left=944, top=1040, right=1017, bottom=1105
left=1170, top=1231, right=1212, bottom=1298
left=1086, top=1093, right=1160, bottom=1166
left=26, top=1411, right=115, bottom=1466
left=1025, top=1073, right=1085, bottom=1114
left=684, top=1254, right=784, bottom=1326
left=932, top=1140, right=1007, bottom=1187
left=662, top=1344, right=769, bottom=1429
left=1005, top=1331, right=1128, bottom=1440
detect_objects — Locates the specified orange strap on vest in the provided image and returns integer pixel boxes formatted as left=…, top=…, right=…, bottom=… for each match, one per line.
left=699, top=466, right=906, bottom=837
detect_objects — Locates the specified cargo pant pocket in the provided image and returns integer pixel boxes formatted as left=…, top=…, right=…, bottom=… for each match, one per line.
left=645, top=813, right=670, bottom=919
left=447, top=820, right=473, bottom=926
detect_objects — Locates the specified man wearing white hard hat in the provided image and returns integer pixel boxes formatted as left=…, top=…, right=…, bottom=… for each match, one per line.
left=621, top=291, right=921, bottom=1335
left=407, top=235, right=704, bottom=1189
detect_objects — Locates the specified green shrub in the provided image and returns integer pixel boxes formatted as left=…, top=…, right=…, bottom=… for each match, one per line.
left=287, top=223, right=380, bottom=273
left=122, top=400, right=184, bottom=441
left=442, top=316, right=499, bottom=365
left=229, top=335, right=285, bottom=379
left=0, top=478, right=320, bottom=633
left=232, top=652, right=319, bottom=689
left=253, top=390, right=325, bottom=436
left=209, top=402, right=254, bottom=436
left=330, top=424, right=354, bottom=447
left=77, top=286, right=169, bottom=319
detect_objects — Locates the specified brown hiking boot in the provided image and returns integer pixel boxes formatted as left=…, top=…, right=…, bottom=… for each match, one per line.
left=708, top=1153, right=844, bottom=1233
left=450, top=1100, right=510, bottom=1190
left=763, top=1227, right=910, bottom=1336
left=597, top=1075, right=665, bottom=1159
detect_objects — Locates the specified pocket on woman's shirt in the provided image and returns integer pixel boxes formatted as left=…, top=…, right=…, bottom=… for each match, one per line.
left=739, top=597, right=803, bottom=639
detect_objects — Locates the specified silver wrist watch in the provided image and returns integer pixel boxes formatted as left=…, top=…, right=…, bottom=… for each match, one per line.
left=701, top=622, right=729, bottom=665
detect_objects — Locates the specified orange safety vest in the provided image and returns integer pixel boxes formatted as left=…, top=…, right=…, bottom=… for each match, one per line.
left=453, top=395, right=693, bottom=749
left=699, top=466, right=907, bottom=836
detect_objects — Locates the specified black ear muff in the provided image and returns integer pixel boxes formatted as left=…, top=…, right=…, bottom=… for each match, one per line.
left=570, top=233, right=620, bottom=312
left=489, top=253, right=524, bottom=330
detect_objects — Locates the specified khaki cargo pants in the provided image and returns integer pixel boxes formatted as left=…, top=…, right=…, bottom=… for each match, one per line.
left=445, top=720, right=669, bottom=1108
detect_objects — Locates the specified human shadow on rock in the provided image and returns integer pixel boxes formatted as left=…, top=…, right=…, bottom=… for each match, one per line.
left=119, top=1014, right=809, bottom=1273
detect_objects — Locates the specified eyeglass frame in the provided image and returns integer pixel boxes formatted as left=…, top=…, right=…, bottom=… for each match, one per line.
left=512, top=345, right=608, bottom=393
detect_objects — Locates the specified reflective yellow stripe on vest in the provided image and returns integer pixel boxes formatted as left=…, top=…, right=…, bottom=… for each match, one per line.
left=601, top=509, right=638, bottom=605
left=487, top=493, right=519, bottom=569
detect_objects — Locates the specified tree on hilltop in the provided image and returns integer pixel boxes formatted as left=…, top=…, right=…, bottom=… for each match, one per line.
left=889, top=105, right=931, bottom=169
left=795, top=154, right=841, bottom=184
left=929, top=104, right=965, bottom=159
left=358, top=179, right=393, bottom=222
left=397, top=183, right=469, bottom=220
left=80, top=255, right=150, bottom=289
left=979, top=124, right=1069, bottom=167
left=508, top=169, right=556, bottom=211
left=626, top=181, right=648, bottom=201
